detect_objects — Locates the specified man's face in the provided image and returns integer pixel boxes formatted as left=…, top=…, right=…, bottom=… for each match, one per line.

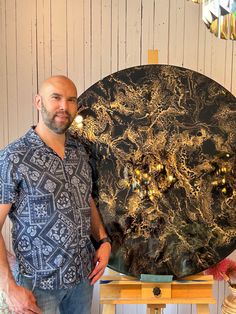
left=40, top=99, right=77, bottom=134
left=39, top=78, right=78, bottom=134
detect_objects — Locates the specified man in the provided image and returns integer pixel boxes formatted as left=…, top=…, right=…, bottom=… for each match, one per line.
left=0, top=75, right=111, bottom=314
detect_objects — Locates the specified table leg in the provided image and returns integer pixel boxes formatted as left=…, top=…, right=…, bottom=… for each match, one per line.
left=196, top=304, right=210, bottom=314
left=147, top=304, right=166, bottom=314
left=101, top=304, right=116, bottom=314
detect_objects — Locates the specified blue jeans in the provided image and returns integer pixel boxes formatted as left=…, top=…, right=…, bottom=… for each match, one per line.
left=18, top=275, right=93, bottom=314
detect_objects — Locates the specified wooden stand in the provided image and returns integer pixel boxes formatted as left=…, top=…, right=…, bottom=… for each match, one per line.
left=100, top=274, right=216, bottom=314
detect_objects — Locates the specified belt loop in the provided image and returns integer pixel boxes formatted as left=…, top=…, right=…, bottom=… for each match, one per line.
left=32, top=273, right=37, bottom=291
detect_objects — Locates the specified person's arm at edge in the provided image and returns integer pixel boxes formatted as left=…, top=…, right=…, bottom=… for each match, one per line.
left=0, top=203, right=42, bottom=314
left=0, top=204, right=16, bottom=292
left=88, top=198, right=111, bottom=285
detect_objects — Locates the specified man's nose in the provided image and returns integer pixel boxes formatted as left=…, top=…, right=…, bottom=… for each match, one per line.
left=59, top=99, right=69, bottom=110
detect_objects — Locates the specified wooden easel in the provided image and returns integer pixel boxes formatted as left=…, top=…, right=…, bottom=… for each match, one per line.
left=100, top=274, right=216, bottom=314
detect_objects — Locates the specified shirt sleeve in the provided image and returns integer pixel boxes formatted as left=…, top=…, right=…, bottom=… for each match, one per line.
left=0, top=149, right=19, bottom=204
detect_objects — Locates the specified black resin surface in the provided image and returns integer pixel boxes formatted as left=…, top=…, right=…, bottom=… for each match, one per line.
left=75, top=65, right=236, bottom=278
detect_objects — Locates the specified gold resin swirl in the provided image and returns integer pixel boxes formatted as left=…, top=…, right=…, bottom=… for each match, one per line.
left=73, top=65, right=236, bottom=278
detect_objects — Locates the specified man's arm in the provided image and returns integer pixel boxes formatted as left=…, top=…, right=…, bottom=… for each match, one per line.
left=0, top=204, right=15, bottom=291
left=0, top=204, right=42, bottom=314
left=88, top=198, right=111, bottom=285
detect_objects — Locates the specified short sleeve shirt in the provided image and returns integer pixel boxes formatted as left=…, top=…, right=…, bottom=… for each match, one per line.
left=0, top=128, right=95, bottom=290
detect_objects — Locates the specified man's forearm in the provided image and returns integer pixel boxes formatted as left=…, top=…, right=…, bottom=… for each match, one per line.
left=89, top=198, right=111, bottom=285
left=0, top=233, right=16, bottom=292
left=90, top=198, right=108, bottom=241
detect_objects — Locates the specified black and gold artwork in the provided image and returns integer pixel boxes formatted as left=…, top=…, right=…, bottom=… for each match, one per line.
left=74, top=65, right=236, bottom=278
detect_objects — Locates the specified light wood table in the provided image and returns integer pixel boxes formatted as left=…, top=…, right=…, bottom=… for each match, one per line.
left=100, top=274, right=216, bottom=314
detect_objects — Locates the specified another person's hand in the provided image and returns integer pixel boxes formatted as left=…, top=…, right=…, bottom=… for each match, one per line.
left=4, top=282, right=42, bottom=314
left=88, top=242, right=111, bottom=285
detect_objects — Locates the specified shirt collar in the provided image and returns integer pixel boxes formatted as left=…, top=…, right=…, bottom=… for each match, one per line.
left=26, top=126, right=78, bottom=149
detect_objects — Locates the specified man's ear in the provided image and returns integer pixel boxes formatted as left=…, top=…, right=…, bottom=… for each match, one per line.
left=34, top=94, right=42, bottom=110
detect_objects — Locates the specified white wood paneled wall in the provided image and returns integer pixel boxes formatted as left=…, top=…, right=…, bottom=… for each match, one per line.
left=0, top=0, right=235, bottom=313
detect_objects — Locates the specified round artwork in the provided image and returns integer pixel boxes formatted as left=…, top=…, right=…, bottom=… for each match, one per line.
left=75, top=65, right=236, bottom=278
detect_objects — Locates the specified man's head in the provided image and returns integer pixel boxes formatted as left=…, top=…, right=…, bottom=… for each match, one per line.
left=35, top=75, right=78, bottom=134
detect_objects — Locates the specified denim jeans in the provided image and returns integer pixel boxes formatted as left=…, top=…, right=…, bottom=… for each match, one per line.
left=18, top=275, right=93, bottom=314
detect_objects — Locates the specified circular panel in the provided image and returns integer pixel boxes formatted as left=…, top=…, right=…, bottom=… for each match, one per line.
left=76, top=65, right=236, bottom=278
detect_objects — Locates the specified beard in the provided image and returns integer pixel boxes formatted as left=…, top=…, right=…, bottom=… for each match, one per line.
left=41, top=102, right=75, bottom=134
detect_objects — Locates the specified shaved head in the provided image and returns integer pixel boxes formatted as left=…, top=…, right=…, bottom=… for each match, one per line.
left=39, top=75, right=77, bottom=98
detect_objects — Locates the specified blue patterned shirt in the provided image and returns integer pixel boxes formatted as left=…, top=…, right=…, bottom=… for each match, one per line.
left=0, top=128, right=95, bottom=290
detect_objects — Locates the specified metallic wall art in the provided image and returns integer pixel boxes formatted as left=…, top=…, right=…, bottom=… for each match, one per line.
left=202, top=0, right=236, bottom=40
left=74, top=65, right=236, bottom=278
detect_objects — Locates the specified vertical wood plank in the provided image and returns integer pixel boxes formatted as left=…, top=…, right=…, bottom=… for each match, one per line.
left=118, top=0, right=126, bottom=70
left=168, top=0, right=185, bottom=66
left=126, top=0, right=142, bottom=68
left=67, top=0, right=85, bottom=95
left=192, top=303, right=197, bottom=314
left=116, top=304, right=123, bottom=314
left=224, top=40, right=233, bottom=92
left=211, top=38, right=227, bottom=86
left=51, top=0, right=67, bottom=74
left=101, top=0, right=112, bottom=78
left=197, top=6, right=206, bottom=75
left=122, top=304, right=138, bottom=314
left=231, top=42, right=236, bottom=96
left=111, top=0, right=119, bottom=73
left=204, top=30, right=213, bottom=79
left=141, top=0, right=154, bottom=65
left=91, top=0, right=102, bottom=84
left=217, top=281, right=227, bottom=314
left=0, top=0, right=8, bottom=149
left=154, top=0, right=170, bottom=64
left=137, top=304, right=147, bottom=314
left=5, top=0, right=18, bottom=142
left=36, top=0, right=52, bottom=85
left=166, top=304, right=178, bottom=314
left=209, top=280, right=219, bottom=314
left=31, top=2, right=38, bottom=126
left=84, top=0, right=92, bottom=90
left=177, top=304, right=192, bottom=314
left=183, top=1, right=199, bottom=70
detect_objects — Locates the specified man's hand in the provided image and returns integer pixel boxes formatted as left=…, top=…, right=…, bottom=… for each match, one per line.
left=4, top=282, right=42, bottom=314
left=88, top=242, right=111, bottom=285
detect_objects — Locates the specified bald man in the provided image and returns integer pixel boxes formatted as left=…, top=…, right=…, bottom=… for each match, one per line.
left=0, top=76, right=111, bottom=314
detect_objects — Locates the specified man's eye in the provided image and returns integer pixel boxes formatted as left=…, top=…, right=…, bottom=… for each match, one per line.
left=69, top=99, right=77, bottom=104
left=52, top=96, right=60, bottom=100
